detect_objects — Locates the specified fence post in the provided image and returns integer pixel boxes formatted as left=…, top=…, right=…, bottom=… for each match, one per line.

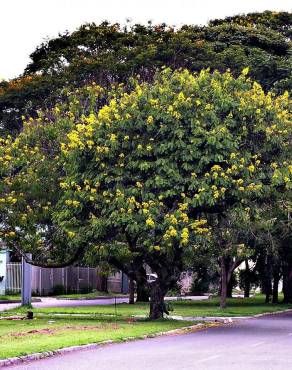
left=21, top=254, right=32, bottom=306
left=121, top=272, right=129, bottom=294
left=65, top=268, right=68, bottom=293
left=77, top=266, right=80, bottom=293
left=39, top=267, right=42, bottom=296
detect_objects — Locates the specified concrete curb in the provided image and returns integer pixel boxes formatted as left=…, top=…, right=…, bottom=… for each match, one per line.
left=249, top=308, right=292, bottom=318
left=0, top=323, right=209, bottom=368
left=0, top=299, right=41, bottom=305
left=169, top=308, right=292, bottom=323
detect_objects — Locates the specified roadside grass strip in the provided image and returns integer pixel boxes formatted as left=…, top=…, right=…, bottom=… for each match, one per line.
left=0, top=316, right=205, bottom=361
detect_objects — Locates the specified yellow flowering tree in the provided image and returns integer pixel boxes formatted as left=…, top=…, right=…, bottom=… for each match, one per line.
left=0, top=84, right=110, bottom=267
left=57, top=68, right=291, bottom=318
left=0, top=84, right=155, bottom=302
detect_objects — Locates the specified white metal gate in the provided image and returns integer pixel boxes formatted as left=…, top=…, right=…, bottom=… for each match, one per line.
left=5, top=263, right=22, bottom=293
left=3, top=263, right=121, bottom=295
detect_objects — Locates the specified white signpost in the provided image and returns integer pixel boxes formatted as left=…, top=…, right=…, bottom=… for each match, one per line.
left=21, top=254, right=32, bottom=306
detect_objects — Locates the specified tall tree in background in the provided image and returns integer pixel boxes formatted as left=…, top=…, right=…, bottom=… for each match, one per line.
left=1, top=12, right=291, bottom=135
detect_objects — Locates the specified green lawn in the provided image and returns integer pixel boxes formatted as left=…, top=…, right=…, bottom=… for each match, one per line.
left=0, top=316, right=193, bottom=359
left=0, top=295, right=21, bottom=301
left=5, top=295, right=292, bottom=318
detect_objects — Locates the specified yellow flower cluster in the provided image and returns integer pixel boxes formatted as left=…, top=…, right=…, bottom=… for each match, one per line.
left=180, top=212, right=189, bottom=223
left=180, top=227, right=189, bottom=245
left=109, top=133, right=117, bottom=142
left=147, top=116, right=154, bottom=125
left=246, top=183, right=262, bottom=191
left=65, top=200, right=80, bottom=207
left=146, top=217, right=155, bottom=227
left=59, top=182, right=70, bottom=189
left=163, top=226, right=178, bottom=239
left=0, top=196, right=17, bottom=204
left=191, top=219, right=209, bottom=235
left=167, top=214, right=178, bottom=225
left=5, top=231, right=16, bottom=238
left=211, top=165, right=222, bottom=172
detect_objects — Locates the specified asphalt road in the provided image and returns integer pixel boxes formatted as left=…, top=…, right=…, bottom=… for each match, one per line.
left=9, top=311, right=292, bottom=370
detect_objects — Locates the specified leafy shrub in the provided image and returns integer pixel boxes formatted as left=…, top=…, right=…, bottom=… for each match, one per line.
left=51, top=284, right=65, bottom=296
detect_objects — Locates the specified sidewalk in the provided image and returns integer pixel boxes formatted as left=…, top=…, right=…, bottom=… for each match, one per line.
left=0, top=296, right=129, bottom=312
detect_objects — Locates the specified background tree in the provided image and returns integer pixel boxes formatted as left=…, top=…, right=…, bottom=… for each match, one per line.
left=1, top=12, right=291, bottom=135
left=209, top=206, right=256, bottom=308
left=209, top=10, right=292, bottom=39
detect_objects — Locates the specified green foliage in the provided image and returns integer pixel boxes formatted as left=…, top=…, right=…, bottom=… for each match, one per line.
left=0, top=68, right=291, bottom=309
left=209, top=10, right=292, bottom=39
left=1, top=12, right=291, bottom=135
left=55, top=68, right=291, bottom=289
left=51, top=284, right=66, bottom=296
left=0, top=11, right=291, bottom=314
left=0, top=84, right=111, bottom=265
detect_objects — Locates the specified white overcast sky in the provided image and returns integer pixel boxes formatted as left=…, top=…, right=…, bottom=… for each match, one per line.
left=0, top=0, right=291, bottom=80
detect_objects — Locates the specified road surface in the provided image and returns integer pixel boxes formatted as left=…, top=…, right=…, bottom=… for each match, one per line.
left=9, top=311, right=292, bottom=370
left=0, top=297, right=129, bottom=312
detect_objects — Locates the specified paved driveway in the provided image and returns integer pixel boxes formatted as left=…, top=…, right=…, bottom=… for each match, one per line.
left=0, top=297, right=129, bottom=312
left=9, top=311, right=292, bottom=370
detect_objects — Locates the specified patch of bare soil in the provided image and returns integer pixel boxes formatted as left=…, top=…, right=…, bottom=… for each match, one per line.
left=9, top=323, right=120, bottom=338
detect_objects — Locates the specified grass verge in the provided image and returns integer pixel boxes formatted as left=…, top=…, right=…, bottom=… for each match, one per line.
left=0, top=295, right=21, bottom=301
left=4, top=295, right=292, bottom=318
left=0, top=316, right=193, bottom=359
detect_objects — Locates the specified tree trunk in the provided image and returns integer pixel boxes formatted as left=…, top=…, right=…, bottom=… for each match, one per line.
left=129, top=278, right=135, bottom=305
left=227, top=275, right=233, bottom=298
left=219, top=256, right=241, bottom=309
left=283, top=264, right=292, bottom=303
left=136, top=281, right=149, bottom=302
left=265, top=279, right=272, bottom=303
left=149, top=281, right=168, bottom=320
left=244, top=260, right=250, bottom=298
left=272, top=274, right=279, bottom=304
left=100, top=274, right=108, bottom=293
left=220, top=258, right=228, bottom=309
left=135, top=267, right=149, bottom=302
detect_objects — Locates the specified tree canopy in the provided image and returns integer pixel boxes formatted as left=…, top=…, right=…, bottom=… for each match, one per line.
left=1, top=11, right=291, bottom=135
left=40, top=68, right=292, bottom=317
left=0, top=11, right=291, bottom=318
